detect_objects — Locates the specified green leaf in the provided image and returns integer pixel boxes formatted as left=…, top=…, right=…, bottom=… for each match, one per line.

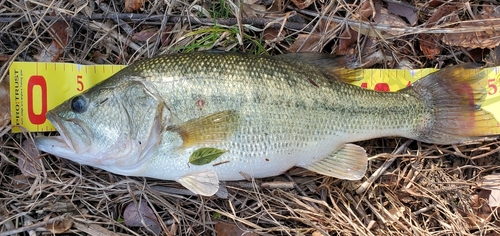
left=213, top=212, right=222, bottom=219
left=189, top=147, right=227, bottom=165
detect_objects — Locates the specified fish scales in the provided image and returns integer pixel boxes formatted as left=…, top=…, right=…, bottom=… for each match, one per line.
left=127, top=53, right=427, bottom=138
left=124, top=54, right=423, bottom=175
left=35, top=52, right=500, bottom=196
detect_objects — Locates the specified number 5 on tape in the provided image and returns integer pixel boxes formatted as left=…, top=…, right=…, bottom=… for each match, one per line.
left=9, top=62, right=126, bottom=133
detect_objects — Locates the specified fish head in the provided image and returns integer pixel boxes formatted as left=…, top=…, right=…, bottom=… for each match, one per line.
left=35, top=79, right=164, bottom=175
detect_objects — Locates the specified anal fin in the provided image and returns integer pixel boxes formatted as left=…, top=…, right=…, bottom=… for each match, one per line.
left=177, top=170, right=219, bottom=196
left=304, top=144, right=367, bottom=180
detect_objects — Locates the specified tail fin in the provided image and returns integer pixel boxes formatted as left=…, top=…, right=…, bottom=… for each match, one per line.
left=407, top=63, right=500, bottom=144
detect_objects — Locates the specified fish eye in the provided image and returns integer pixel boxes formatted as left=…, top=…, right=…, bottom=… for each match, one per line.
left=70, top=95, right=88, bottom=113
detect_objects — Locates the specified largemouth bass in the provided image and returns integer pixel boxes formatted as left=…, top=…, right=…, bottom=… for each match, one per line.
left=35, top=52, right=500, bottom=196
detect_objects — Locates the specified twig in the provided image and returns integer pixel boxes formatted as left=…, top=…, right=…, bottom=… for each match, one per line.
left=10, top=10, right=498, bottom=40
left=345, top=193, right=370, bottom=226
left=0, top=214, right=69, bottom=236
left=471, top=146, right=500, bottom=160
left=296, top=8, right=500, bottom=35
left=150, top=186, right=196, bottom=196
left=284, top=174, right=320, bottom=212
left=261, top=181, right=295, bottom=189
left=356, top=140, right=413, bottom=194
left=98, top=3, right=134, bottom=35
left=72, top=221, right=122, bottom=236
left=0, top=14, right=314, bottom=31
left=413, top=204, right=436, bottom=215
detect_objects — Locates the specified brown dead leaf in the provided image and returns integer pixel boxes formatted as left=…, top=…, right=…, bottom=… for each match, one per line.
left=479, top=173, right=500, bottom=191
left=91, top=51, right=109, bottom=64
left=443, top=32, right=500, bottom=49
left=50, top=20, right=72, bottom=47
left=132, top=28, right=158, bottom=42
left=46, top=217, right=73, bottom=234
left=357, top=0, right=374, bottom=21
left=442, top=5, right=500, bottom=49
left=353, top=2, right=408, bottom=38
left=337, top=0, right=372, bottom=55
left=17, top=139, right=42, bottom=177
left=215, top=221, right=258, bottom=236
left=289, top=33, right=322, bottom=52
left=489, top=190, right=500, bottom=208
left=429, top=0, right=446, bottom=8
left=387, top=1, right=417, bottom=25
left=262, top=28, right=286, bottom=42
left=318, top=19, right=339, bottom=33
left=419, top=3, right=459, bottom=59
left=336, top=28, right=357, bottom=55
left=477, top=173, right=500, bottom=208
left=291, top=0, right=314, bottom=10
left=12, top=174, right=30, bottom=189
left=35, top=42, right=63, bottom=62
left=123, top=201, right=161, bottom=235
left=426, top=4, right=460, bottom=27
left=242, top=3, right=266, bottom=18
left=311, top=231, right=323, bottom=236
left=124, top=0, right=144, bottom=12
left=419, top=34, right=441, bottom=60
left=35, top=20, right=72, bottom=62
left=71, top=0, right=93, bottom=17
left=385, top=206, right=405, bottom=223
left=470, top=190, right=492, bottom=222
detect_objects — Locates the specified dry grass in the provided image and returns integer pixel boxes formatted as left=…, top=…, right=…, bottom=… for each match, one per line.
left=1, top=0, right=500, bottom=235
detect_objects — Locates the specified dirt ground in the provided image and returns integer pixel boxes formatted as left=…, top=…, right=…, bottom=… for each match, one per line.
left=1, top=0, right=500, bottom=235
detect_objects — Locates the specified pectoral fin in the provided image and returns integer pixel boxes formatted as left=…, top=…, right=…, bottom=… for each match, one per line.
left=304, top=144, right=367, bottom=180
left=167, top=110, right=240, bottom=147
left=177, top=170, right=219, bottom=196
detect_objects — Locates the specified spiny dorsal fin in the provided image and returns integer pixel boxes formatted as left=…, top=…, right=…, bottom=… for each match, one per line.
left=275, top=53, right=362, bottom=84
left=167, top=110, right=240, bottom=147
left=303, top=143, right=367, bottom=180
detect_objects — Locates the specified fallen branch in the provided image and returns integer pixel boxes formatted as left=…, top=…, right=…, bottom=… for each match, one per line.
left=0, top=14, right=314, bottom=31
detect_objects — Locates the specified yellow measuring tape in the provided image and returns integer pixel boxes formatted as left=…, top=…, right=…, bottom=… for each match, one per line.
left=9, top=62, right=126, bottom=132
left=9, top=62, right=500, bottom=133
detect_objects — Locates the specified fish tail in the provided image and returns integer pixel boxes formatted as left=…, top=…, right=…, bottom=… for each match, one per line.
left=408, top=63, right=500, bottom=144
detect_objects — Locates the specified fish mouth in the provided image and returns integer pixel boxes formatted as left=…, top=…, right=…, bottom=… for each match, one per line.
left=41, top=111, right=93, bottom=154
left=44, top=112, right=72, bottom=151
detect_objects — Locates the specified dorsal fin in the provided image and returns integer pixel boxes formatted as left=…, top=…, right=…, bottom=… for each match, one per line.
left=275, top=53, right=362, bottom=83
